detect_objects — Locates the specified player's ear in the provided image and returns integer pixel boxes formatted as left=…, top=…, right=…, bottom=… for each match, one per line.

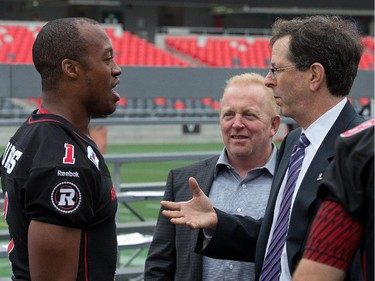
left=61, top=58, right=79, bottom=79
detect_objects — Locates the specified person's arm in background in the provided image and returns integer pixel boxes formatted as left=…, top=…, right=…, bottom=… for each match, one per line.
left=28, top=220, right=81, bottom=281
left=293, top=200, right=363, bottom=281
left=293, top=259, right=346, bottom=281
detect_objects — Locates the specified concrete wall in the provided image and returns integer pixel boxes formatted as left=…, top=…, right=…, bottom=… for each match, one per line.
left=1, top=65, right=373, bottom=100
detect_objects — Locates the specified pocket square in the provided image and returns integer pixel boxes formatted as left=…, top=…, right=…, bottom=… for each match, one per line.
left=317, top=172, right=323, bottom=181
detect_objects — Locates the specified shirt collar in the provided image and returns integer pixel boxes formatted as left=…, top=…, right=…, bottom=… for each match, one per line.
left=214, top=144, right=278, bottom=178
left=303, top=98, right=347, bottom=151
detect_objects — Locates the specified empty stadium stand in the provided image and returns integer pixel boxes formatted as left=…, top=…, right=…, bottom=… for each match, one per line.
left=165, top=34, right=375, bottom=70
left=165, top=35, right=272, bottom=68
left=0, top=24, right=39, bottom=63
left=0, top=21, right=373, bottom=122
left=0, top=22, right=190, bottom=67
left=1, top=21, right=374, bottom=69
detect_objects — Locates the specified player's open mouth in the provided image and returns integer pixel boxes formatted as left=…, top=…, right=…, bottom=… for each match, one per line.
left=112, top=81, right=120, bottom=101
left=232, top=135, right=248, bottom=139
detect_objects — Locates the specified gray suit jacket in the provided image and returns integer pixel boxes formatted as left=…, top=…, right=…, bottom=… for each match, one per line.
left=197, top=101, right=364, bottom=280
left=144, top=155, right=219, bottom=281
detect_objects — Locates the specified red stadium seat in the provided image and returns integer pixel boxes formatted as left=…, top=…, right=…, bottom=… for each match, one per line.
left=154, top=97, right=166, bottom=107
left=174, top=100, right=185, bottom=110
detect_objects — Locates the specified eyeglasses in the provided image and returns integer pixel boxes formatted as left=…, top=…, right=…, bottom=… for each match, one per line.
left=268, top=65, right=296, bottom=79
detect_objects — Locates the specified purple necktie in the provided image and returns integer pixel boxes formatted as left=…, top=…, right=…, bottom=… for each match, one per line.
left=259, top=133, right=310, bottom=281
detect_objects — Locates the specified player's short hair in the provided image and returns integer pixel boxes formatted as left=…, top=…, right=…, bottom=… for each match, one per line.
left=32, top=17, right=100, bottom=90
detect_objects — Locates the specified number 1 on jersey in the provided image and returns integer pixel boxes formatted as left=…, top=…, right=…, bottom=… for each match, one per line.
left=63, top=143, right=76, bottom=164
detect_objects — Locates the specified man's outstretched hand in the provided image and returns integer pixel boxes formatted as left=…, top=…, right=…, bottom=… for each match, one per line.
left=161, top=177, right=218, bottom=229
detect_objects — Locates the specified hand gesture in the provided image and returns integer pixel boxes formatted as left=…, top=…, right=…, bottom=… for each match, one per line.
left=161, top=177, right=218, bottom=229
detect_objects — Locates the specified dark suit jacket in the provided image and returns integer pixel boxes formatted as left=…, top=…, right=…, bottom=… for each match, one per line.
left=144, top=155, right=219, bottom=281
left=197, top=101, right=364, bottom=280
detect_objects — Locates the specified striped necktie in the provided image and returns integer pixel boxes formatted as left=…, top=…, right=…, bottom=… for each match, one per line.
left=259, top=133, right=310, bottom=281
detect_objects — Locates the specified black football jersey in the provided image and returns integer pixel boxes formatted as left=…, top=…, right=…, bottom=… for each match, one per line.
left=318, top=118, right=374, bottom=281
left=1, top=111, right=118, bottom=281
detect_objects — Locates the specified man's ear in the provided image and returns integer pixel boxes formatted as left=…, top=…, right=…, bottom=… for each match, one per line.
left=61, top=59, right=79, bottom=79
left=309, top=62, right=325, bottom=91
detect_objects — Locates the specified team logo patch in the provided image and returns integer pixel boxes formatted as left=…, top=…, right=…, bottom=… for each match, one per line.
left=51, top=181, right=82, bottom=214
left=87, top=145, right=99, bottom=170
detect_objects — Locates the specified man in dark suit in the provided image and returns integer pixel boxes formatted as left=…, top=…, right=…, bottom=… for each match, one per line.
left=293, top=118, right=374, bottom=281
left=144, top=73, right=281, bottom=280
left=160, top=15, right=365, bottom=281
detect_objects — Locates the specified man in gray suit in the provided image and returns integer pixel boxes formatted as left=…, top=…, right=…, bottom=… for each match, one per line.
left=160, top=15, right=365, bottom=281
left=145, top=73, right=281, bottom=280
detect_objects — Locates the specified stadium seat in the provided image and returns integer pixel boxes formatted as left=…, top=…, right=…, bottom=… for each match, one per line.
left=154, top=97, right=166, bottom=108
left=173, top=99, right=185, bottom=110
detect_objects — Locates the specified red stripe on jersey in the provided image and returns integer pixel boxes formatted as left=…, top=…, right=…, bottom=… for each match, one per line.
left=27, top=116, right=63, bottom=125
left=8, top=239, right=14, bottom=256
left=28, top=107, right=63, bottom=125
left=2, top=192, right=8, bottom=219
left=303, top=200, right=363, bottom=271
left=84, top=230, right=89, bottom=281
left=340, top=118, right=375, bottom=137
left=362, top=253, right=367, bottom=281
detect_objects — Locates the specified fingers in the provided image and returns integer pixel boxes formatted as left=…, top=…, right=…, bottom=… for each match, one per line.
left=160, top=200, right=180, bottom=211
left=161, top=209, right=181, bottom=219
left=165, top=215, right=199, bottom=229
left=186, top=221, right=199, bottom=229
left=188, top=177, right=203, bottom=197
left=161, top=210, right=196, bottom=228
left=171, top=218, right=198, bottom=229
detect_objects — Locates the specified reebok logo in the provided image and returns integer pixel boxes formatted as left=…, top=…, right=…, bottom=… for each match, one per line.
left=57, top=170, right=80, bottom=178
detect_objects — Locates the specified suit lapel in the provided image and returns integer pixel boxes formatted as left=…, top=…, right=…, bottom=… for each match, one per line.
left=194, top=156, right=217, bottom=195
left=188, top=156, right=218, bottom=279
left=255, top=129, right=301, bottom=278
